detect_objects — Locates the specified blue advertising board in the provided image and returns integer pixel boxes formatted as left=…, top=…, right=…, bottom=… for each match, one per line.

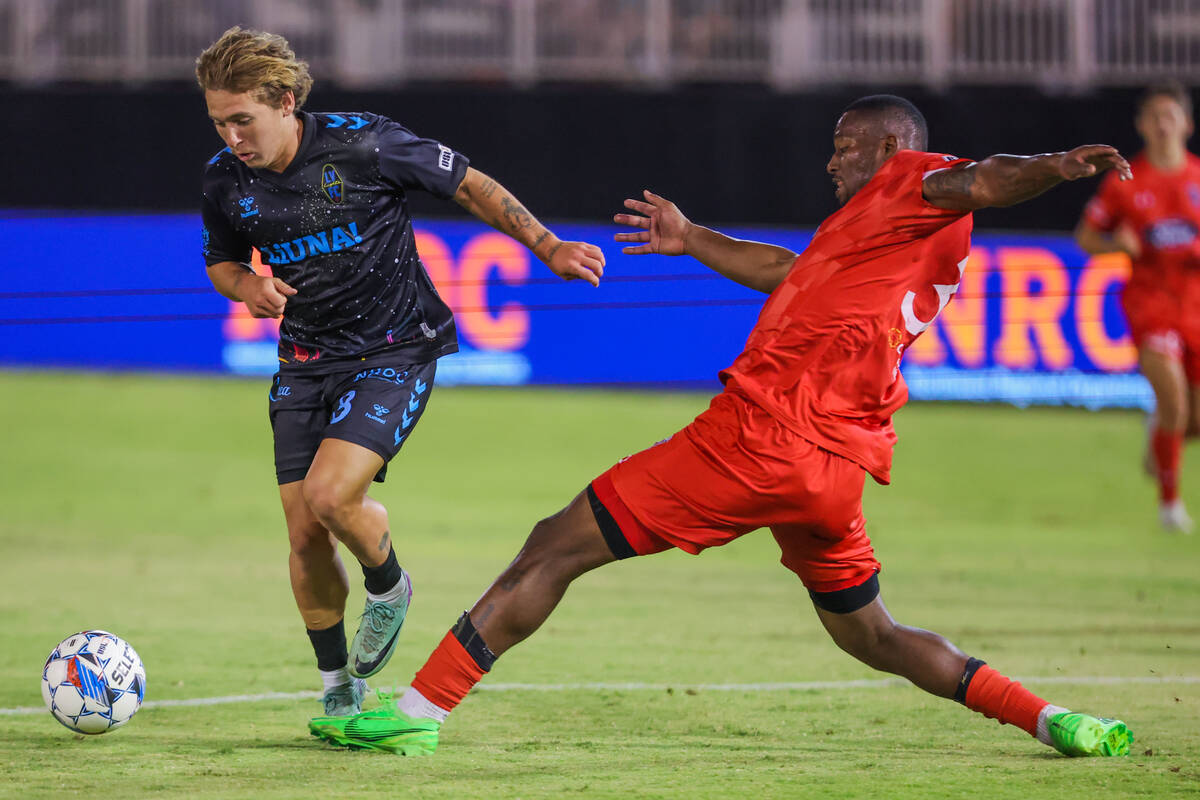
left=0, top=212, right=1150, bottom=409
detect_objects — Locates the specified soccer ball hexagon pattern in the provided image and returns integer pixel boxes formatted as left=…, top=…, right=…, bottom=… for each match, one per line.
left=41, top=630, right=146, bottom=734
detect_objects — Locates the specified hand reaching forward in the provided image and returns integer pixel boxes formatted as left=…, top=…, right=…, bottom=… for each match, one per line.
left=613, top=190, right=691, bottom=256
left=1059, top=145, right=1133, bottom=182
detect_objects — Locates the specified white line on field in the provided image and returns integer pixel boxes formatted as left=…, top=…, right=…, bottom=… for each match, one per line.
left=1, top=675, right=1195, bottom=717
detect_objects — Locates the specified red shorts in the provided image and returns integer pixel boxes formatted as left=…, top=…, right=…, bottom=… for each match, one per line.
left=1123, top=290, right=1200, bottom=382
left=590, top=391, right=880, bottom=593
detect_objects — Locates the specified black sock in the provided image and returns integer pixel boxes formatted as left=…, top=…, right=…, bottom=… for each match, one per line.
left=451, top=611, right=497, bottom=671
left=953, top=657, right=987, bottom=704
left=306, top=620, right=348, bottom=672
left=362, top=544, right=404, bottom=595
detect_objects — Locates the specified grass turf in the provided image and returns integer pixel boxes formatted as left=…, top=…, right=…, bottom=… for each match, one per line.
left=0, top=370, right=1197, bottom=799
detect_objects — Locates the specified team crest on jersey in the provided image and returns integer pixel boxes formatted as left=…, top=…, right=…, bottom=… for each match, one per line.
left=321, top=164, right=344, bottom=204
left=1188, top=183, right=1200, bottom=207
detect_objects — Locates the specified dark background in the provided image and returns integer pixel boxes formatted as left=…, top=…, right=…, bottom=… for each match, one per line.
left=2, top=83, right=1150, bottom=230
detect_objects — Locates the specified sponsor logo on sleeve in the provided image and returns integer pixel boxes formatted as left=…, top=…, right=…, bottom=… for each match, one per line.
left=365, top=403, right=391, bottom=424
left=437, top=145, right=455, bottom=172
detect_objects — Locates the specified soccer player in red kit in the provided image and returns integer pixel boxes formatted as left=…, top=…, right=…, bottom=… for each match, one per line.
left=311, top=95, right=1136, bottom=758
left=1077, top=82, right=1200, bottom=532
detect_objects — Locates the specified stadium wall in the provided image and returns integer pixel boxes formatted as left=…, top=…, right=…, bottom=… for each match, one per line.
left=0, top=213, right=1149, bottom=410
left=0, top=84, right=1149, bottom=231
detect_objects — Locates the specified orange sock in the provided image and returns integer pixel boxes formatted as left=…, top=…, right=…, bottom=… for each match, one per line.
left=411, top=631, right=489, bottom=713
left=962, top=662, right=1047, bottom=736
left=1152, top=429, right=1183, bottom=503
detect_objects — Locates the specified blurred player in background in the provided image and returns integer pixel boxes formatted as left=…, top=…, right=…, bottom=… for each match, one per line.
left=311, top=95, right=1135, bottom=759
left=1076, top=82, right=1200, bottom=533
left=195, top=28, right=604, bottom=719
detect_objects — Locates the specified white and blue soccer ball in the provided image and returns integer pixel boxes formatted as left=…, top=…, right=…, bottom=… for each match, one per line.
left=41, top=630, right=146, bottom=734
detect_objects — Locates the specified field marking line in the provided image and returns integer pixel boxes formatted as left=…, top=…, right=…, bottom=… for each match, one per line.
left=2, top=675, right=1196, bottom=717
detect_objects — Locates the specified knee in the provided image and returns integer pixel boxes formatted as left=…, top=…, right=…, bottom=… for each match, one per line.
left=301, top=478, right=356, bottom=529
left=1159, top=402, right=1188, bottom=432
left=288, top=521, right=336, bottom=560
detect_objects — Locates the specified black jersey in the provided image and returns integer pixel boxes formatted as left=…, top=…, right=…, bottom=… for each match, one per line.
left=201, top=109, right=469, bottom=373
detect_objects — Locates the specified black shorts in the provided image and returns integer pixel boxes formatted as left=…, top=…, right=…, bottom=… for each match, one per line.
left=268, top=360, right=437, bottom=485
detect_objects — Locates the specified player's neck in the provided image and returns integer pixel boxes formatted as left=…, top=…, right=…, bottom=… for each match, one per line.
left=1145, top=143, right=1187, bottom=172
left=265, top=115, right=304, bottom=174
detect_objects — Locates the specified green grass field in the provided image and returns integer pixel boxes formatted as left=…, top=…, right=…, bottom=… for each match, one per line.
left=0, top=370, right=1197, bottom=799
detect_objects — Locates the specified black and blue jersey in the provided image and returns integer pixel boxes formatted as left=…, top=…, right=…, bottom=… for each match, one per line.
left=201, top=109, right=469, bottom=373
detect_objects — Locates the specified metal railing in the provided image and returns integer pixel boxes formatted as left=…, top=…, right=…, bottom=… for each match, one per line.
left=2, top=0, right=1198, bottom=89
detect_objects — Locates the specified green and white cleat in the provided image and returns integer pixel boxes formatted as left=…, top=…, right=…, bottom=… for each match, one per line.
left=348, top=570, right=413, bottom=678
left=1047, top=712, right=1133, bottom=757
left=309, top=691, right=440, bottom=756
left=320, top=677, right=368, bottom=716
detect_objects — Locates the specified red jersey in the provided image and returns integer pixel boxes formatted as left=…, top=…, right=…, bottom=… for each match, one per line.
left=721, top=150, right=973, bottom=485
left=1083, top=153, right=1200, bottom=310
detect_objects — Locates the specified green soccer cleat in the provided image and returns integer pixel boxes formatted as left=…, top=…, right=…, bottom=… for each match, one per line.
left=1047, top=712, right=1133, bottom=757
left=348, top=569, right=413, bottom=678
left=320, top=677, right=369, bottom=716
left=309, top=691, right=440, bottom=756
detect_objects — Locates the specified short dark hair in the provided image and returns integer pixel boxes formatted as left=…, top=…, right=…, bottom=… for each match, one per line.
left=841, top=94, right=929, bottom=150
left=1136, top=81, right=1192, bottom=118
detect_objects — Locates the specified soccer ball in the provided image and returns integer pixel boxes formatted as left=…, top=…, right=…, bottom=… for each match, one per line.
left=41, top=630, right=146, bottom=734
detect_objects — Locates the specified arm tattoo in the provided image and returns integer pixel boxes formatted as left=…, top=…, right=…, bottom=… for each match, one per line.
left=500, top=196, right=534, bottom=231
left=479, top=177, right=499, bottom=199
left=532, top=231, right=550, bottom=251
left=473, top=604, right=494, bottom=627
left=546, top=241, right=563, bottom=262
left=925, top=167, right=976, bottom=199
left=378, top=531, right=390, bottom=552
left=498, top=562, right=528, bottom=591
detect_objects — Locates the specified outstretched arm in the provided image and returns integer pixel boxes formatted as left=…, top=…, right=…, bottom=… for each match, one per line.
left=454, top=166, right=604, bottom=286
left=614, top=190, right=797, bottom=294
left=923, top=145, right=1133, bottom=211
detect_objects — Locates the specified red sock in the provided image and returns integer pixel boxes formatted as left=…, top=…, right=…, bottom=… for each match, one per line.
left=411, top=631, right=488, bottom=713
left=1152, top=428, right=1183, bottom=503
left=963, top=664, right=1047, bottom=736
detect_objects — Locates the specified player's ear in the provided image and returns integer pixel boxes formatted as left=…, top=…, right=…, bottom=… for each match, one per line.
left=280, top=90, right=296, bottom=116
left=882, top=134, right=899, bottom=157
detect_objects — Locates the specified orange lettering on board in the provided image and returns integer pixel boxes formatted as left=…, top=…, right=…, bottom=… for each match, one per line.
left=414, top=231, right=457, bottom=311
left=1076, top=253, right=1135, bottom=372
left=993, top=247, right=1073, bottom=369
left=456, top=233, right=530, bottom=351
left=905, top=249, right=988, bottom=367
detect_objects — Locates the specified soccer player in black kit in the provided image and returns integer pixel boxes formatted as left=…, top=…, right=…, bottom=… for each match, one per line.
left=195, top=27, right=605, bottom=719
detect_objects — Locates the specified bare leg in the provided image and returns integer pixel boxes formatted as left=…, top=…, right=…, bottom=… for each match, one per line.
left=468, top=491, right=619, bottom=657
left=280, top=480, right=349, bottom=629
left=1141, top=347, right=1188, bottom=433
left=814, top=595, right=968, bottom=698
left=1187, top=382, right=1200, bottom=438
left=302, top=438, right=392, bottom=568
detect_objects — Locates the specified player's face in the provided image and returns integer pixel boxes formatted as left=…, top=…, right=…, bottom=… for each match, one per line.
left=826, top=113, right=894, bottom=205
left=205, top=89, right=300, bottom=173
left=1136, top=95, right=1193, bottom=153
